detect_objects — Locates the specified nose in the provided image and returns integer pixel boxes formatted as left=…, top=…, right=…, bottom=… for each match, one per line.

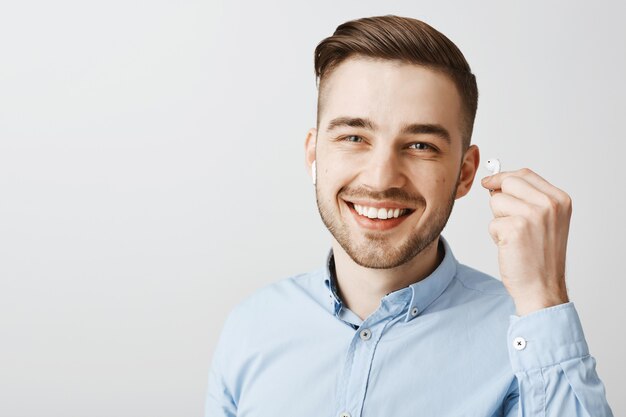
left=360, top=146, right=407, bottom=191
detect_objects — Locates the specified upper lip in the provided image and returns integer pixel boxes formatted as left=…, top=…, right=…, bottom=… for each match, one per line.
left=343, top=198, right=413, bottom=210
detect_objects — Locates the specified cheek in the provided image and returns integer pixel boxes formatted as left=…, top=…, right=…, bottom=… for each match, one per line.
left=317, top=164, right=344, bottom=197
left=320, top=156, right=353, bottom=183
left=410, top=166, right=446, bottom=188
left=417, top=171, right=456, bottom=202
left=433, top=174, right=458, bottom=193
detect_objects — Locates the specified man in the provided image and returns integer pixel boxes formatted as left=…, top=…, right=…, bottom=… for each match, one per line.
left=205, top=15, right=613, bottom=416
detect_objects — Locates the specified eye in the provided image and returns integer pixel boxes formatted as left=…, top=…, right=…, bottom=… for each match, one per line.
left=408, top=142, right=435, bottom=151
left=341, top=135, right=364, bottom=143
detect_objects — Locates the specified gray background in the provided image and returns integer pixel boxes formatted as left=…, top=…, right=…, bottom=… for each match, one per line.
left=1, top=0, right=624, bottom=416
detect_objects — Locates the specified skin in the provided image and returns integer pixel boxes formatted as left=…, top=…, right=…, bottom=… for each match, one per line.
left=304, top=55, right=569, bottom=320
left=482, top=171, right=570, bottom=316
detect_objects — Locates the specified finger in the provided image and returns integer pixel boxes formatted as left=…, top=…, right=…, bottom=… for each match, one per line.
left=497, top=175, right=553, bottom=208
left=482, top=168, right=564, bottom=198
left=487, top=216, right=507, bottom=245
left=488, top=191, right=535, bottom=219
left=488, top=215, right=526, bottom=246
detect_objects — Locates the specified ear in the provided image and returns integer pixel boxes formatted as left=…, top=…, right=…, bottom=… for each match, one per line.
left=455, top=144, right=480, bottom=199
left=304, top=127, right=317, bottom=176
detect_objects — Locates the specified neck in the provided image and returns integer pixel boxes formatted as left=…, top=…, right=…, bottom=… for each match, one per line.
left=332, top=236, right=444, bottom=321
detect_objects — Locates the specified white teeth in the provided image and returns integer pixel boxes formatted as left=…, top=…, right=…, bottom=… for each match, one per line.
left=352, top=203, right=409, bottom=220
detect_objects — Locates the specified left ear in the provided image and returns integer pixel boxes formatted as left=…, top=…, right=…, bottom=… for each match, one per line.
left=455, top=144, right=480, bottom=199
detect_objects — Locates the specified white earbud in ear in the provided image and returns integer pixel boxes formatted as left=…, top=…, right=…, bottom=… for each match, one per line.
left=311, top=160, right=316, bottom=185
left=485, top=158, right=501, bottom=175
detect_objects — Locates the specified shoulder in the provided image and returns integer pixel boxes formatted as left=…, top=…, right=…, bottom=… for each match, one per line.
left=221, top=267, right=326, bottom=329
left=236, top=267, right=323, bottom=308
left=454, top=262, right=510, bottom=296
left=446, top=262, right=517, bottom=317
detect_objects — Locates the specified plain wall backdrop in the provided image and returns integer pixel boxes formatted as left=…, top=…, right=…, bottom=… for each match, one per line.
left=1, top=0, right=624, bottom=416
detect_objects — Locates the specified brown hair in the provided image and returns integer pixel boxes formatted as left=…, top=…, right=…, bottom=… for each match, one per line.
left=314, top=14, right=478, bottom=152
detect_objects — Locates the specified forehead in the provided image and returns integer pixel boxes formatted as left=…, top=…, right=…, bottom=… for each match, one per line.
left=319, top=56, right=463, bottom=140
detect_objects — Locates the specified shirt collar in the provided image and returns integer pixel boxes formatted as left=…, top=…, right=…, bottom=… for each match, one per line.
left=323, top=235, right=458, bottom=323
left=324, top=248, right=343, bottom=316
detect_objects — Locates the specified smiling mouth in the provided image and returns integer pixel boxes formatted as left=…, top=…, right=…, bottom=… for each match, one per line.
left=345, top=201, right=415, bottom=220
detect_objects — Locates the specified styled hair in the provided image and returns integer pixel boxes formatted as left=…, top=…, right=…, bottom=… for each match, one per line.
left=314, top=14, right=478, bottom=152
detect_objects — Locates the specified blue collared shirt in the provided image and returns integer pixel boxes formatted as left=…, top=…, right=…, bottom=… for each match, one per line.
left=205, top=235, right=613, bottom=416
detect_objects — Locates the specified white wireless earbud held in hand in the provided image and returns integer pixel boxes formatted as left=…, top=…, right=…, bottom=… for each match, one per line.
left=311, top=160, right=316, bottom=185
left=485, top=158, right=501, bottom=193
left=485, top=158, right=501, bottom=175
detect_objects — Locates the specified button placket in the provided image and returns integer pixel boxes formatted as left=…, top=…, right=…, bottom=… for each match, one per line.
left=340, top=306, right=397, bottom=417
left=359, top=328, right=372, bottom=341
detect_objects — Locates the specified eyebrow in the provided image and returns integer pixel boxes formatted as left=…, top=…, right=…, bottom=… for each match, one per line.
left=325, top=116, right=451, bottom=145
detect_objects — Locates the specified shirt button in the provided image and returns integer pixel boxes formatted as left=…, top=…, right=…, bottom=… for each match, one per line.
left=411, top=307, right=418, bottom=316
left=359, top=329, right=372, bottom=341
left=513, top=336, right=527, bottom=350
left=339, top=412, right=351, bottom=417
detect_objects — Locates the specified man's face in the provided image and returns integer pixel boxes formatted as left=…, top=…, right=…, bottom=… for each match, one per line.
left=307, top=56, right=478, bottom=269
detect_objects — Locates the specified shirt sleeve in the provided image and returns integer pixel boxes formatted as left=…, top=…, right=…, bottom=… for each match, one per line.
left=204, top=313, right=238, bottom=417
left=503, top=302, right=613, bottom=417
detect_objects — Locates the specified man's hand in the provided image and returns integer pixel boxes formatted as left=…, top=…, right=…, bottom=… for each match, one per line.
left=481, top=168, right=572, bottom=316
